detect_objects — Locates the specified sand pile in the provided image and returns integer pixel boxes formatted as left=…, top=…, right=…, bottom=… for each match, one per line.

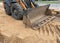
left=0, top=3, right=60, bottom=43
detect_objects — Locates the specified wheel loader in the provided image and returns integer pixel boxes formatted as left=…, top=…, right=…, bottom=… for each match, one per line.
left=3, top=0, right=38, bottom=20
left=3, top=0, right=55, bottom=29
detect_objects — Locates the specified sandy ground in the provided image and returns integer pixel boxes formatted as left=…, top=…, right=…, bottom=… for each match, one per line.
left=0, top=3, right=60, bottom=43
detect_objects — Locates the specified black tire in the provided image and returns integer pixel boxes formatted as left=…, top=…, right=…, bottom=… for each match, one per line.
left=4, top=3, right=11, bottom=15
left=11, top=3, right=24, bottom=20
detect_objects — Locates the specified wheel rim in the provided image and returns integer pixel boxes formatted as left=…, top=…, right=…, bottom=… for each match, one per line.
left=14, top=10, right=18, bottom=16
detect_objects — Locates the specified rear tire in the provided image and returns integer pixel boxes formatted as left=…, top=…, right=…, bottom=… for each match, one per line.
left=11, top=3, right=24, bottom=20
left=4, top=3, right=11, bottom=15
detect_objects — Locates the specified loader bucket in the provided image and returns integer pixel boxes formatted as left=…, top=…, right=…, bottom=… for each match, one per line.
left=23, top=4, right=55, bottom=30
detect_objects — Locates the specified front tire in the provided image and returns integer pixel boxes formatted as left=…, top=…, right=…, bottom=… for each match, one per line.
left=11, top=3, right=24, bottom=20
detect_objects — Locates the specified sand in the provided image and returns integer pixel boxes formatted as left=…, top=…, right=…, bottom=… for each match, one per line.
left=0, top=3, right=60, bottom=43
